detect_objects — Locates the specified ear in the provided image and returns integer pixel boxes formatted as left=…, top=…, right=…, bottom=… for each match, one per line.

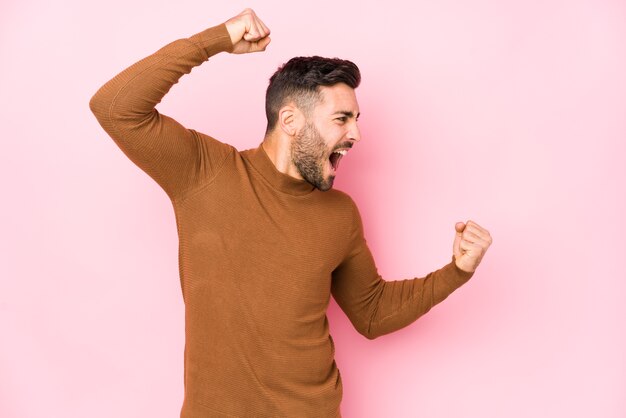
left=278, top=104, right=304, bottom=136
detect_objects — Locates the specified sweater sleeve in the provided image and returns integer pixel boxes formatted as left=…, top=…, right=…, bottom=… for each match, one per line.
left=331, top=202, right=474, bottom=340
left=89, top=24, right=235, bottom=202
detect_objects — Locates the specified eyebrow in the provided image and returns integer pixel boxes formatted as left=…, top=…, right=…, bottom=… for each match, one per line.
left=333, top=111, right=361, bottom=119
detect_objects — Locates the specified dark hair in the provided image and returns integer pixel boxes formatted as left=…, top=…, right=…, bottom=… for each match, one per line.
left=265, top=56, right=361, bottom=133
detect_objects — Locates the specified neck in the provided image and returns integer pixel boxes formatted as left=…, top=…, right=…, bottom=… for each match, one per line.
left=262, top=130, right=303, bottom=180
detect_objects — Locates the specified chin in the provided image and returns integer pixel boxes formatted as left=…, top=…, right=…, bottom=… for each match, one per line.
left=316, top=176, right=335, bottom=192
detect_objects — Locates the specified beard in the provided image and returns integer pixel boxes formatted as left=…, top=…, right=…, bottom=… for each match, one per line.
left=291, top=122, right=335, bottom=191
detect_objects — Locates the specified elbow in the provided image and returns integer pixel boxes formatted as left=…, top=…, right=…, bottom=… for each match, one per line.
left=357, top=311, right=429, bottom=340
left=89, top=91, right=107, bottom=122
left=89, top=88, right=152, bottom=126
left=355, top=322, right=384, bottom=340
left=89, top=86, right=121, bottom=125
left=362, top=331, right=381, bottom=341
left=88, top=93, right=99, bottom=114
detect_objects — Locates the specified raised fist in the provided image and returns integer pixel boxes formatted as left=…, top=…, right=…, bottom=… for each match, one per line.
left=224, top=8, right=271, bottom=54
left=453, top=220, right=492, bottom=273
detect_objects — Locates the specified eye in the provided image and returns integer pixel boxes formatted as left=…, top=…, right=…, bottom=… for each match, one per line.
left=335, top=116, right=347, bottom=123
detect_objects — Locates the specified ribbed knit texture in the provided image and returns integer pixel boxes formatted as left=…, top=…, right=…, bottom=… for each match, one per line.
left=89, top=23, right=474, bottom=418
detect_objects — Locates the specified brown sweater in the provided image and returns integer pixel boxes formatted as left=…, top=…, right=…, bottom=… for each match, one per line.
left=90, top=23, right=473, bottom=418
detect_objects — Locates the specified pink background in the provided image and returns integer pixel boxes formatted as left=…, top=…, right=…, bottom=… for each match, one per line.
left=1, top=0, right=625, bottom=417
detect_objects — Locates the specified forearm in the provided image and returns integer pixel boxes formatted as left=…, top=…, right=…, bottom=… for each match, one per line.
left=332, top=232, right=474, bottom=340
left=360, top=260, right=473, bottom=339
left=332, top=200, right=480, bottom=340
left=88, top=24, right=235, bottom=200
left=89, top=24, right=232, bottom=131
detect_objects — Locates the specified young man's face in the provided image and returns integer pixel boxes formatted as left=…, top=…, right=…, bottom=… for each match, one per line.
left=291, top=83, right=361, bottom=191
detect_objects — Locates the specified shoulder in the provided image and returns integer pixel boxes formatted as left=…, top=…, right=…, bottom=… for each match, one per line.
left=318, top=188, right=363, bottom=223
left=193, top=129, right=237, bottom=154
left=320, top=187, right=355, bottom=205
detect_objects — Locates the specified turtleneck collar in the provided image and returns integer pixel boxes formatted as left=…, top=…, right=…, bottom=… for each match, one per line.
left=243, top=143, right=316, bottom=196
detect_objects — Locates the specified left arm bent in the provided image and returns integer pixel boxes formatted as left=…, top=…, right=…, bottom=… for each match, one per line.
left=331, top=205, right=490, bottom=339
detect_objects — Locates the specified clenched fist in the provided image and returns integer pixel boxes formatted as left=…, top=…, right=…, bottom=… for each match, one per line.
left=224, top=8, right=271, bottom=54
left=453, top=220, right=492, bottom=273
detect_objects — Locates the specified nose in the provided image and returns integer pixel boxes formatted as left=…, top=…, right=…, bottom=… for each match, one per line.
left=348, top=121, right=361, bottom=142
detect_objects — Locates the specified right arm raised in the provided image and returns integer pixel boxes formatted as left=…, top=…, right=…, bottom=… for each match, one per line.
left=89, top=10, right=271, bottom=201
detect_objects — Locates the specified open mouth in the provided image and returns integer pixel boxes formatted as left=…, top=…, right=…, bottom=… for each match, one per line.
left=329, top=149, right=348, bottom=171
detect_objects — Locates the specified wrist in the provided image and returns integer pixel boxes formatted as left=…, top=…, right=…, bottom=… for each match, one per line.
left=224, top=20, right=243, bottom=46
left=454, top=256, right=475, bottom=273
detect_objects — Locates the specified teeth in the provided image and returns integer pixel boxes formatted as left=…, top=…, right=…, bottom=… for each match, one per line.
left=334, top=150, right=348, bottom=156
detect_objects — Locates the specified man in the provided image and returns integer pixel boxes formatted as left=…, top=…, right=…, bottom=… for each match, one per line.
left=90, top=8, right=492, bottom=418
